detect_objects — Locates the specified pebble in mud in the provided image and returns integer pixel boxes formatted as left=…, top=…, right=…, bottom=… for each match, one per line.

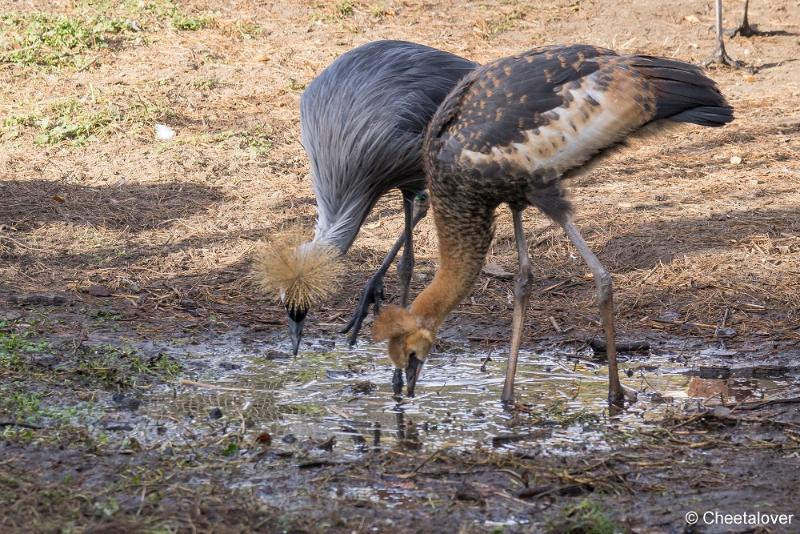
left=281, top=434, right=297, bottom=444
left=263, top=349, right=291, bottom=360
left=343, top=381, right=377, bottom=395
left=112, top=393, right=141, bottom=411
left=209, top=407, right=223, bottom=419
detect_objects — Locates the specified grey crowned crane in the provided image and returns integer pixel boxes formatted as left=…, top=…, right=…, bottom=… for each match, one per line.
left=255, top=40, right=476, bottom=354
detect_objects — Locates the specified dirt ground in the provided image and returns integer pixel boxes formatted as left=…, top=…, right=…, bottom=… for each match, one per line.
left=2, top=0, right=800, bottom=532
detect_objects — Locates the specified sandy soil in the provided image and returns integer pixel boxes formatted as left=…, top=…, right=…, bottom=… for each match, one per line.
left=1, top=0, right=799, bottom=532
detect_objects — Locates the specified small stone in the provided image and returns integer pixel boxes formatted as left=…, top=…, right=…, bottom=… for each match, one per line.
left=316, top=436, right=336, bottom=451
left=716, top=326, right=737, bottom=338
left=482, top=262, right=514, bottom=280
left=348, top=381, right=377, bottom=395
left=209, top=407, right=223, bottom=419
left=155, top=123, right=176, bottom=140
left=713, top=406, right=732, bottom=418
left=281, top=433, right=297, bottom=444
left=219, top=361, right=241, bottom=370
left=264, top=349, right=290, bottom=360
left=730, top=156, right=743, bottom=165
left=87, top=284, right=112, bottom=297
left=0, top=310, right=24, bottom=321
left=684, top=14, right=700, bottom=23
left=112, top=393, right=141, bottom=411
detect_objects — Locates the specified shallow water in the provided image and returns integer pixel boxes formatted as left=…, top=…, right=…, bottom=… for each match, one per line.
left=134, top=333, right=798, bottom=457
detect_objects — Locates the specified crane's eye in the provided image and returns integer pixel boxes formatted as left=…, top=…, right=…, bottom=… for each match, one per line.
left=408, top=351, right=417, bottom=359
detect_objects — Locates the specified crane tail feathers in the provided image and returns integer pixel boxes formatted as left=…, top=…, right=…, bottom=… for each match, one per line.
left=631, top=57, right=734, bottom=127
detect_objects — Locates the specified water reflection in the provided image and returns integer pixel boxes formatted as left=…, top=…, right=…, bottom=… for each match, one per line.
left=135, top=335, right=797, bottom=456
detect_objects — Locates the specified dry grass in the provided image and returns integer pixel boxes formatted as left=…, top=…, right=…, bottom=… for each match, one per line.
left=0, top=0, right=798, bottom=342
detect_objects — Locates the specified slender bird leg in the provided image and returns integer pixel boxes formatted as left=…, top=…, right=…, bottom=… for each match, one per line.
left=703, top=0, right=746, bottom=69
left=728, top=0, right=761, bottom=37
left=341, top=193, right=429, bottom=345
left=397, top=191, right=421, bottom=307
left=559, top=219, right=625, bottom=408
left=501, top=208, right=533, bottom=404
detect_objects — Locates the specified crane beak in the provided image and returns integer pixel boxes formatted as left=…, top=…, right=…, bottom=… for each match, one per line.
left=405, top=355, right=424, bottom=397
left=287, top=307, right=307, bottom=356
left=392, top=368, right=404, bottom=397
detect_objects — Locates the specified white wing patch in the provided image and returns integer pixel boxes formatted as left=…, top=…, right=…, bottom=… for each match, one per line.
left=459, top=69, right=652, bottom=180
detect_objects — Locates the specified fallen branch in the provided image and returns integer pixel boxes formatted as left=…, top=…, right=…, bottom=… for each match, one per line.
left=0, top=421, right=43, bottom=430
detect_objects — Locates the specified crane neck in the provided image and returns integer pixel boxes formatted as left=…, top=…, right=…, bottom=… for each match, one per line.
left=409, top=203, right=494, bottom=332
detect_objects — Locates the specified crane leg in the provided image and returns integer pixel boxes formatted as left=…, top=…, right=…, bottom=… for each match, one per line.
left=729, top=0, right=761, bottom=37
left=341, top=191, right=428, bottom=345
left=559, top=219, right=626, bottom=408
left=501, top=208, right=533, bottom=404
left=703, top=0, right=746, bottom=69
left=397, top=191, right=428, bottom=307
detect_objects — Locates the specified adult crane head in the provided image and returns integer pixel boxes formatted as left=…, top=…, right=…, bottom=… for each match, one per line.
left=254, top=238, right=343, bottom=355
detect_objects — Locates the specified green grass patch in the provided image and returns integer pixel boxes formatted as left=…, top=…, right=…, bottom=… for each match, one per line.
left=76, top=344, right=182, bottom=388
left=171, top=12, right=211, bottom=31
left=192, top=78, right=220, bottom=90
left=335, top=1, right=356, bottom=17
left=546, top=498, right=618, bottom=534
left=136, top=0, right=214, bottom=31
left=34, top=101, right=115, bottom=145
left=233, top=21, right=263, bottom=39
left=240, top=128, right=273, bottom=156
left=0, top=12, right=130, bottom=68
left=280, top=403, right=325, bottom=417
left=2, top=99, right=118, bottom=145
left=0, top=321, right=49, bottom=369
left=543, top=401, right=599, bottom=426
left=221, top=440, right=240, bottom=457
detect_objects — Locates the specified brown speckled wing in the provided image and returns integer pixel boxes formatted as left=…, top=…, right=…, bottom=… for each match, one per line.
left=434, top=45, right=658, bottom=182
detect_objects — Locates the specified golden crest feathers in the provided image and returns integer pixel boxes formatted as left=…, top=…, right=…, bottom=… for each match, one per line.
left=253, top=231, right=343, bottom=311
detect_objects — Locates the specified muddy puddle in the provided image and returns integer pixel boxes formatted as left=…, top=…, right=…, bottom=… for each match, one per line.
left=111, top=333, right=800, bottom=460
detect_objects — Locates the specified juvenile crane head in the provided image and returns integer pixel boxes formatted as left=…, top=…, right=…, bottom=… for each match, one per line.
left=373, top=306, right=434, bottom=397
left=253, top=234, right=343, bottom=355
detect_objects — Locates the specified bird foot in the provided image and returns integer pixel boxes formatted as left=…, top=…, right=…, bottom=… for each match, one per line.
left=340, top=275, right=385, bottom=345
left=727, top=23, right=761, bottom=38
left=702, top=48, right=749, bottom=70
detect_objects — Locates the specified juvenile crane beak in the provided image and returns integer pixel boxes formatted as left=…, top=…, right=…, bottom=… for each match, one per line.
left=392, top=368, right=404, bottom=397
left=287, top=307, right=307, bottom=356
left=405, top=355, right=424, bottom=397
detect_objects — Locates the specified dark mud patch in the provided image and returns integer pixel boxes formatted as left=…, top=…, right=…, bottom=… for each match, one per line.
left=2, top=299, right=799, bottom=532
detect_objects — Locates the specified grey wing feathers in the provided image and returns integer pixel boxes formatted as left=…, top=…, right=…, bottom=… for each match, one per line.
left=300, top=40, right=476, bottom=251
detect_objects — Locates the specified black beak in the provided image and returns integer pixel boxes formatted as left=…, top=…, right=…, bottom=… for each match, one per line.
left=392, top=368, right=404, bottom=397
left=405, top=355, right=424, bottom=397
left=287, top=307, right=307, bottom=356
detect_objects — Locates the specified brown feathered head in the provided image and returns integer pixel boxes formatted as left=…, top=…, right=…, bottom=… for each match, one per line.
left=373, top=305, right=434, bottom=397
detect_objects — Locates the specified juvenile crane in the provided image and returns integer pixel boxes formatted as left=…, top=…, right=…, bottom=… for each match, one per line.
left=373, top=45, right=733, bottom=406
left=255, top=41, right=476, bottom=354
